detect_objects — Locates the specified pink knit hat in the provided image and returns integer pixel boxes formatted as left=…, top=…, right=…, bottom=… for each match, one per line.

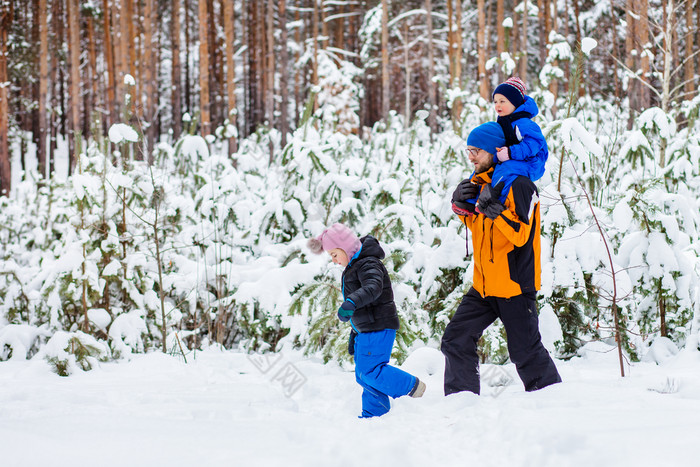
left=307, top=223, right=361, bottom=258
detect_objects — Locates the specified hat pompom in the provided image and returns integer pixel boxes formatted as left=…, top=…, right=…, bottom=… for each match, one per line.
left=307, top=237, right=324, bottom=254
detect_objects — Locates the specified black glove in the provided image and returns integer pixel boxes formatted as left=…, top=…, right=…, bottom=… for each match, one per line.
left=348, top=330, right=357, bottom=355
left=451, top=178, right=480, bottom=203
left=476, top=182, right=506, bottom=220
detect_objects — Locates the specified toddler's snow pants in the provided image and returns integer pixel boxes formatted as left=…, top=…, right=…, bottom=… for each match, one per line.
left=354, top=329, right=417, bottom=417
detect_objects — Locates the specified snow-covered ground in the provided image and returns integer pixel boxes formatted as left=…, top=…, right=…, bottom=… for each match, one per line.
left=2, top=344, right=698, bottom=467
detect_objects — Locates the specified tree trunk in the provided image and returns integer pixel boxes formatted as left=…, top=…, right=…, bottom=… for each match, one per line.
left=266, top=0, right=275, bottom=130
left=381, top=0, right=389, bottom=118
left=572, top=0, right=584, bottom=97
left=118, top=0, right=130, bottom=114
left=31, top=0, right=40, bottom=170
left=561, top=0, right=570, bottom=95
left=625, top=0, right=638, bottom=114
left=477, top=0, right=488, bottom=99
left=697, top=0, right=700, bottom=93
left=172, top=0, right=183, bottom=138
left=257, top=0, right=265, bottom=130
left=207, top=0, right=220, bottom=129
left=144, top=0, right=156, bottom=158
left=244, top=0, right=252, bottom=135
left=223, top=0, right=237, bottom=155
left=17, top=2, right=30, bottom=177
left=659, top=287, right=667, bottom=337
left=454, top=0, right=463, bottom=122
left=50, top=0, right=62, bottom=176
left=638, top=0, right=650, bottom=109
left=658, top=0, right=675, bottom=168
left=485, top=0, right=492, bottom=72
left=199, top=0, right=211, bottom=136
left=349, top=0, right=360, bottom=64
left=334, top=2, right=344, bottom=48
left=512, top=0, right=519, bottom=70
left=496, top=0, right=505, bottom=82
left=38, top=0, right=49, bottom=178
left=0, top=2, right=11, bottom=196
left=279, top=0, right=289, bottom=146
left=320, top=0, right=328, bottom=49
left=312, top=0, right=319, bottom=86
left=609, top=0, right=621, bottom=100
left=671, top=1, right=679, bottom=91
left=265, top=0, right=274, bottom=162
left=68, top=0, right=81, bottom=174
left=447, top=0, right=455, bottom=84
left=537, top=0, right=546, bottom=66
left=112, top=0, right=124, bottom=119
left=520, top=0, right=528, bottom=81
left=660, top=0, right=674, bottom=117
left=544, top=0, right=551, bottom=42
left=102, top=0, right=116, bottom=130
left=154, top=10, right=163, bottom=140
left=86, top=9, right=100, bottom=136
left=57, top=0, right=67, bottom=162
left=250, top=0, right=265, bottom=133
left=447, top=0, right=462, bottom=124
left=135, top=0, right=143, bottom=120
left=684, top=0, right=695, bottom=98
left=126, top=0, right=137, bottom=119
left=403, top=21, right=410, bottom=124
left=425, top=0, right=436, bottom=135
left=549, top=4, right=558, bottom=117
left=294, top=2, right=301, bottom=126
left=184, top=0, right=192, bottom=114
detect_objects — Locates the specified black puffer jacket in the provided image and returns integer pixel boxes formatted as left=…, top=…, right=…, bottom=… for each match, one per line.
left=342, top=235, right=400, bottom=333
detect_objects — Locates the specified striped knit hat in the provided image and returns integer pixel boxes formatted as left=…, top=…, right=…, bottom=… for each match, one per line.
left=493, top=77, right=526, bottom=108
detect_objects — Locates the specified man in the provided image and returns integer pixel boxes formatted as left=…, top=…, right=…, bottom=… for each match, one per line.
left=442, top=121, right=561, bottom=395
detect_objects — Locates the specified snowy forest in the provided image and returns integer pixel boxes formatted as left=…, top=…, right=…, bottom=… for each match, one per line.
left=0, top=0, right=699, bottom=376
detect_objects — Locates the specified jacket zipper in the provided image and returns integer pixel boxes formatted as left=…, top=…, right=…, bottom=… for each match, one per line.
left=489, top=221, right=495, bottom=264
left=342, top=264, right=360, bottom=333
left=480, top=216, right=487, bottom=297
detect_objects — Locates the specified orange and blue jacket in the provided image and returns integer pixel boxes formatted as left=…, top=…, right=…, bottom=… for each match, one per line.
left=456, top=168, right=541, bottom=299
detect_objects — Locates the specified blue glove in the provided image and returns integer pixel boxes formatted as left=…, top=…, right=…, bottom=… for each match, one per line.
left=337, top=300, right=356, bottom=322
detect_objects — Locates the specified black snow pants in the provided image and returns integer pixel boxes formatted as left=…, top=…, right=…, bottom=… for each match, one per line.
left=441, top=287, right=562, bottom=395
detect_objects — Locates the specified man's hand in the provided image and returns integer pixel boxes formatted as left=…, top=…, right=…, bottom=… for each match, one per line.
left=452, top=178, right=479, bottom=203
left=476, top=183, right=506, bottom=220
left=337, top=300, right=356, bottom=322
left=496, top=147, right=510, bottom=162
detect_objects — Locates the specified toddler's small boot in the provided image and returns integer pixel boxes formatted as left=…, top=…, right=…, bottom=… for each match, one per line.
left=410, top=378, right=426, bottom=398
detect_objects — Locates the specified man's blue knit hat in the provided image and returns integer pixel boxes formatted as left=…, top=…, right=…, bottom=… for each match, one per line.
left=466, top=122, right=506, bottom=156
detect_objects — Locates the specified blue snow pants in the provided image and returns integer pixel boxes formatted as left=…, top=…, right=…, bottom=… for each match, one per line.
left=441, top=288, right=562, bottom=395
left=354, top=329, right=417, bottom=418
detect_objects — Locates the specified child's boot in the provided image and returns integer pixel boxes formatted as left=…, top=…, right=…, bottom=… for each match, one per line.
left=410, top=378, right=426, bottom=398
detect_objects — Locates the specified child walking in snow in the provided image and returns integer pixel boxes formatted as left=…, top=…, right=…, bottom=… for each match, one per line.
left=308, top=223, right=425, bottom=418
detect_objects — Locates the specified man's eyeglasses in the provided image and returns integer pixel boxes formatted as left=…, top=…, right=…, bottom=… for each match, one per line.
left=467, top=148, right=481, bottom=157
